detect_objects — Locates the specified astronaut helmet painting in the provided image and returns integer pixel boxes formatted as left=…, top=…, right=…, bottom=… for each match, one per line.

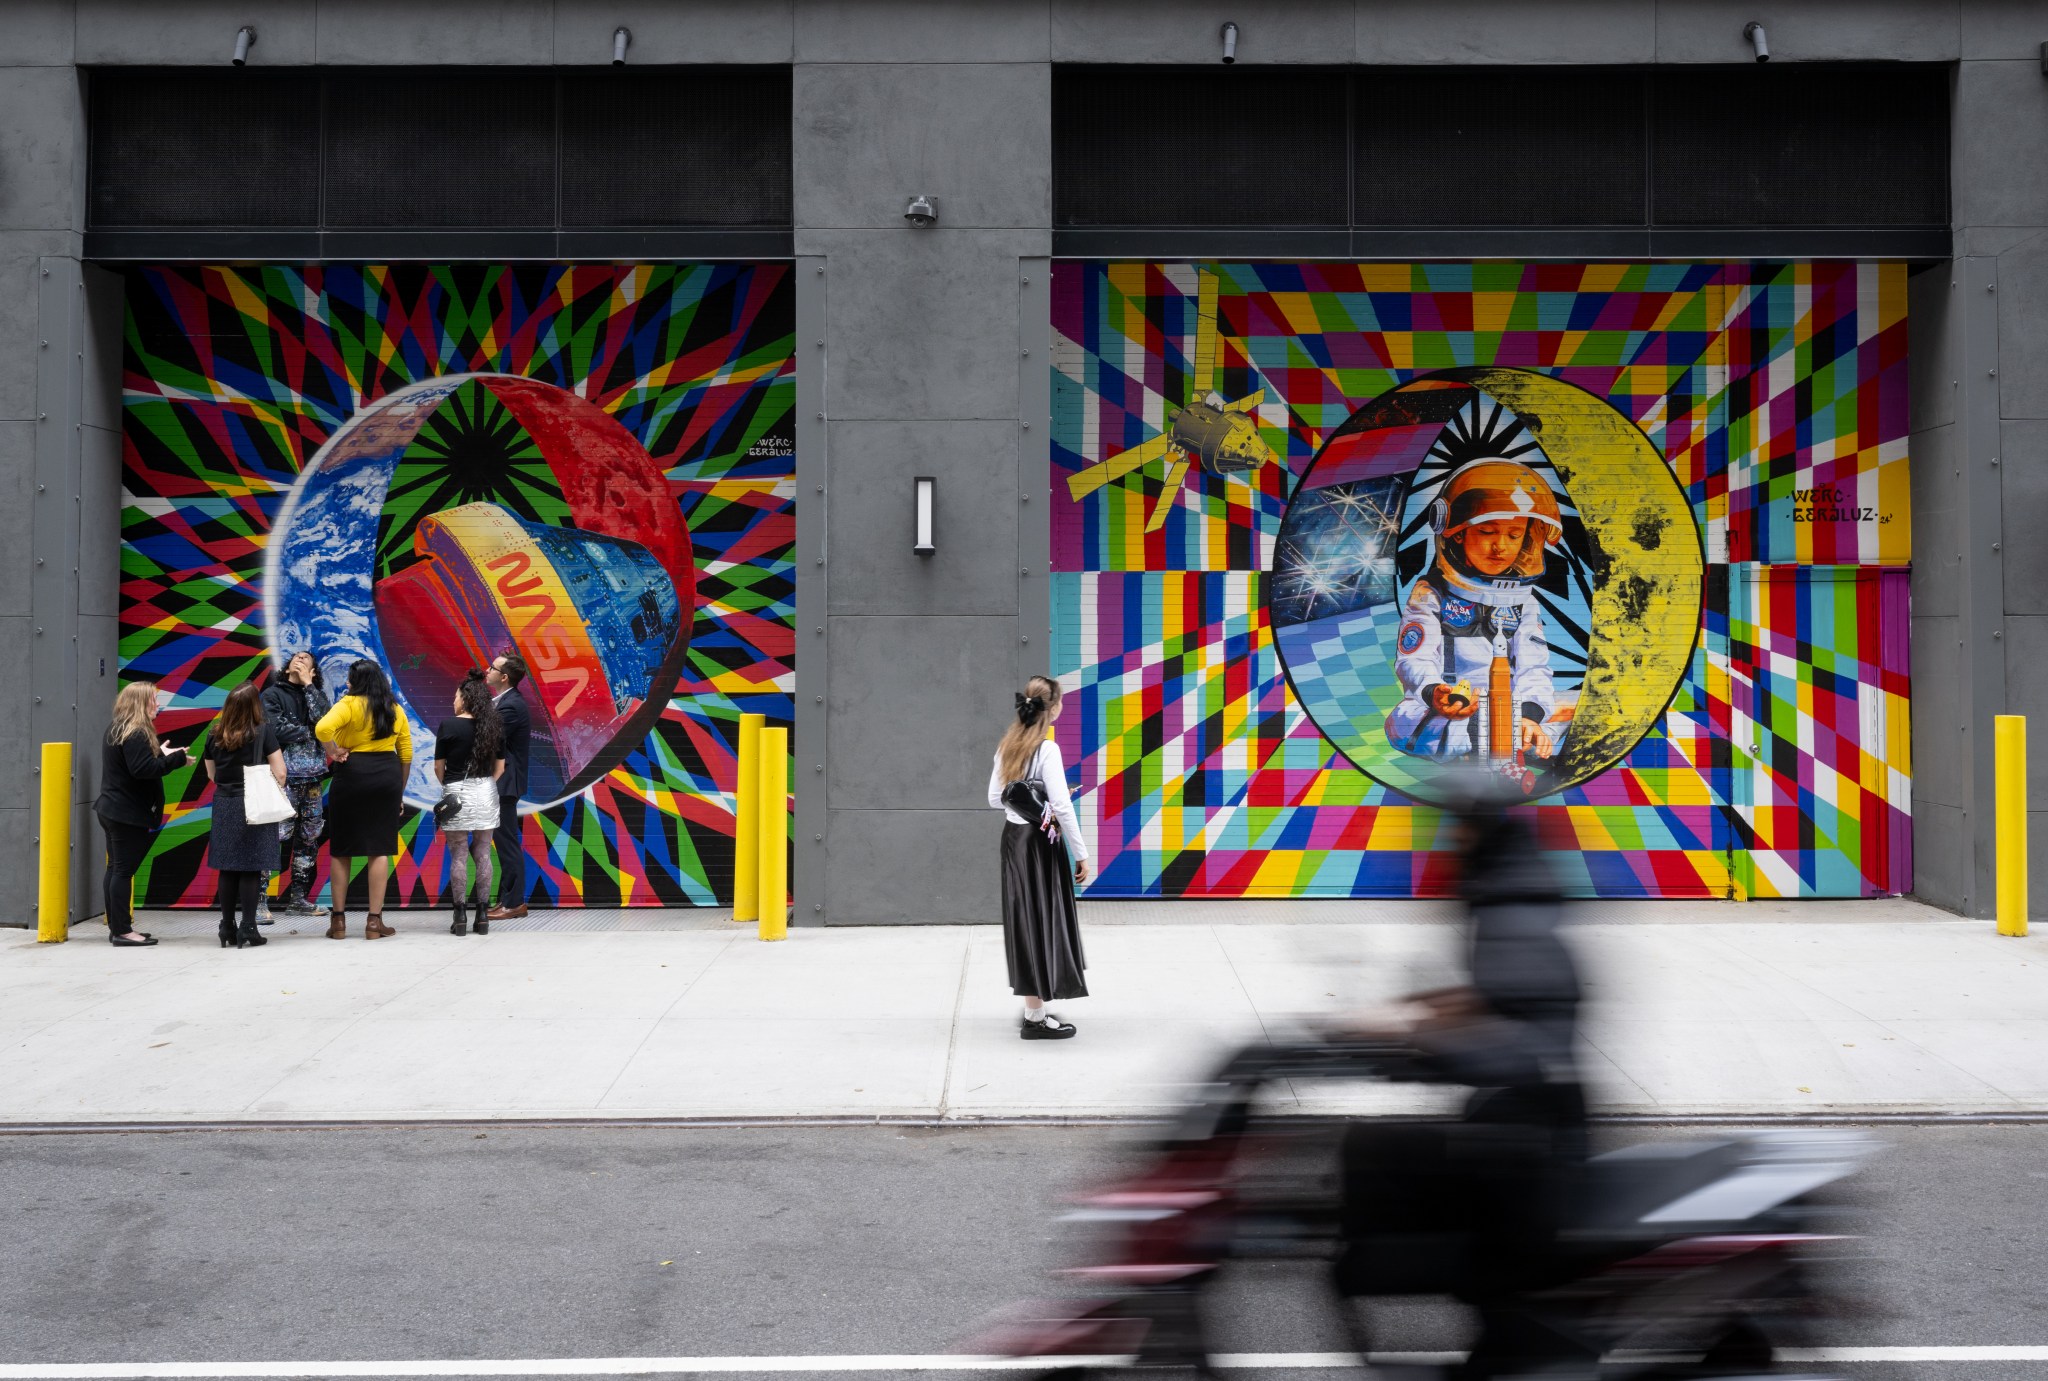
left=1388, top=455, right=1571, bottom=771
left=1271, top=367, right=1702, bottom=804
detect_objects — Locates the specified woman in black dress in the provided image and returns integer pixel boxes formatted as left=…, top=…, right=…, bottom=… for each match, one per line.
left=986, top=674, right=1091, bottom=1040
left=93, top=681, right=190, bottom=947
left=434, top=671, right=504, bottom=936
left=203, top=681, right=286, bottom=949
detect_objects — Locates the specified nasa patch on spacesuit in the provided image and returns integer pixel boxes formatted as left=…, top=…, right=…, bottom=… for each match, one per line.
left=1398, top=621, right=1426, bottom=654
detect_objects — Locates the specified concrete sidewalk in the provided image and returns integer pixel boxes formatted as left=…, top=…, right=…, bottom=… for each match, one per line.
left=1, top=897, right=2039, bottom=1123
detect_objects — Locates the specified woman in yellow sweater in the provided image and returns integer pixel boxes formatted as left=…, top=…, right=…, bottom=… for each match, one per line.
left=315, top=660, right=413, bottom=939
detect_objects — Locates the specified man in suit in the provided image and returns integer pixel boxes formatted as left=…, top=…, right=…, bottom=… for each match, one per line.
left=485, top=651, right=533, bottom=920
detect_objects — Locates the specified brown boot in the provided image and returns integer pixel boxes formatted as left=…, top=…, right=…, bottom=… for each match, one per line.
left=327, top=909, right=347, bottom=940
left=365, top=912, right=395, bottom=940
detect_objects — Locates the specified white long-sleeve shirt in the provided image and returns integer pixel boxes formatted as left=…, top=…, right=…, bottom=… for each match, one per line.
left=988, top=740, right=1089, bottom=862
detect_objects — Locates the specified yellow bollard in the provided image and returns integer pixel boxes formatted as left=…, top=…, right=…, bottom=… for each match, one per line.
left=757, top=725, right=788, bottom=941
left=37, top=742, right=71, bottom=943
left=734, top=712, right=763, bottom=922
left=1997, top=714, right=2029, bottom=937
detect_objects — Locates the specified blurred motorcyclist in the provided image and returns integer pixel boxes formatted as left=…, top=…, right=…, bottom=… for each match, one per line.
left=1334, top=787, right=1587, bottom=1378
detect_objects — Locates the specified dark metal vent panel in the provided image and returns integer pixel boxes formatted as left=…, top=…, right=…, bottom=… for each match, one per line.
left=1054, top=64, right=1949, bottom=238
left=88, top=67, right=796, bottom=240
left=323, top=70, right=557, bottom=228
left=91, top=71, right=318, bottom=228
left=1355, top=69, right=1647, bottom=226
left=1652, top=65, right=1950, bottom=227
left=561, top=69, right=792, bottom=227
left=1054, top=67, right=1349, bottom=227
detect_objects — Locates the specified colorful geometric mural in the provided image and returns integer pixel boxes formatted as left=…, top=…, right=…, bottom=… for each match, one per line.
left=1050, top=262, right=1911, bottom=899
left=121, top=264, right=795, bottom=907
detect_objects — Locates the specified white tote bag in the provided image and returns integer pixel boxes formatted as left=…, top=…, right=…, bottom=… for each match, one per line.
left=241, top=764, right=294, bottom=825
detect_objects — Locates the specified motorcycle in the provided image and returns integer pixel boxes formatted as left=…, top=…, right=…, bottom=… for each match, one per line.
left=966, top=1034, right=1871, bottom=1380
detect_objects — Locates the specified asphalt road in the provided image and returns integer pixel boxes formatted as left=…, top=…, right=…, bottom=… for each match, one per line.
left=2, top=1122, right=2044, bottom=1380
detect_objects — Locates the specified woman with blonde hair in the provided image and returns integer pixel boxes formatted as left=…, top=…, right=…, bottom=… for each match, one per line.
left=986, top=674, right=1090, bottom=1039
left=92, top=681, right=189, bottom=947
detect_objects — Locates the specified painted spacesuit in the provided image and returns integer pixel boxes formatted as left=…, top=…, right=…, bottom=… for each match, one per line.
left=1386, top=458, right=1568, bottom=764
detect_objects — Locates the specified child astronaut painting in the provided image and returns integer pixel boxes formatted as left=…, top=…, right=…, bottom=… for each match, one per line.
left=1272, top=368, right=1690, bottom=806
left=1386, top=456, right=1572, bottom=769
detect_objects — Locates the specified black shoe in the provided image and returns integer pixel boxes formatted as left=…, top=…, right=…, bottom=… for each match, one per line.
left=108, top=932, right=157, bottom=947
left=450, top=903, right=469, bottom=937
left=237, top=918, right=268, bottom=948
left=1020, top=1013, right=1078, bottom=1040
left=219, top=918, right=240, bottom=949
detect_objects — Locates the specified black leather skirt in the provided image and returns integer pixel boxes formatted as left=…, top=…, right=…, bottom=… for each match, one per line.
left=1000, top=821, right=1088, bottom=1001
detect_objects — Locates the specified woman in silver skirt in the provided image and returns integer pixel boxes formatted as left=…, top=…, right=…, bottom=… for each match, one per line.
left=433, top=671, right=506, bottom=935
left=987, top=674, right=1091, bottom=1040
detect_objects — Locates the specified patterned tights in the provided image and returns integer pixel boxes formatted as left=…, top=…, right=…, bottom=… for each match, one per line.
left=446, top=830, right=495, bottom=908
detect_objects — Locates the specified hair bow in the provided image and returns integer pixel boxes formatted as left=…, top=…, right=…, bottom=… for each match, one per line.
left=1014, top=692, right=1045, bottom=724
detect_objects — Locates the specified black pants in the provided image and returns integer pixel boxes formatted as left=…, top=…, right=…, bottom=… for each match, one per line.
left=100, top=816, right=153, bottom=936
left=493, top=797, right=525, bottom=909
left=217, top=870, right=260, bottom=932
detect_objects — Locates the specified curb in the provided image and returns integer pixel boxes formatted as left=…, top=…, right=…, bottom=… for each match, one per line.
left=4, top=1109, right=2048, bottom=1135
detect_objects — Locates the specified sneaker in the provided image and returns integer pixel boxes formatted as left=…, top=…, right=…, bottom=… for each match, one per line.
left=256, top=905, right=275, bottom=926
left=1020, top=1013, right=1078, bottom=1040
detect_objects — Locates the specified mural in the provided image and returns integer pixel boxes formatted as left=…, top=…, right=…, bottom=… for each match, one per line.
left=121, top=264, right=795, bottom=907
left=1051, top=262, right=1911, bottom=899
left=1274, top=367, right=1701, bottom=803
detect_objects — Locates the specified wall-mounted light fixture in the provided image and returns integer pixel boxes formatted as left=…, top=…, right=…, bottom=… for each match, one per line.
left=1220, top=21, right=1239, bottom=64
left=914, top=477, right=936, bottom=556
left=904, top=194, right=938, bottom=228
left=1743, top=21, right=1770, bottom=62
left=613, top=27, right=632, bottom=65
left=231, top=26, right=256, bottom=65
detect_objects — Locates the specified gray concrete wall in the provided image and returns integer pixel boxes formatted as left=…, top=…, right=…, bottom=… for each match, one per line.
left=1960, top=23, right=2048, bottom=919
left=1, top=6, right=87, bottom=926
left=2, top=0, right=2044, bottom=924
left=795, top=8, right=1051, bottom=922
left=1909, top=21, right=2048, bottom=919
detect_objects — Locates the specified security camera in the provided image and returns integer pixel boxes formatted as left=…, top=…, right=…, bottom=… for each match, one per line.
left=231, top=26, right=256, bottom=65
left=1220, top=21, right=1239, bottom=64
left=1744, top=21, right=1770, bottom=62
left=612, top=27, right=631, bottom=66
left=903, top=194, right=937, bottom=228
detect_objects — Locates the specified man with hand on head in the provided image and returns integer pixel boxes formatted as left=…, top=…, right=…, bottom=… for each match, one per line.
left=484, top=651, right=533, bottom=920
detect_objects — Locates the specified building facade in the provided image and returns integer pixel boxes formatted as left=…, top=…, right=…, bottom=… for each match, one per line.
left=2, top=0, right=2043, bottom=923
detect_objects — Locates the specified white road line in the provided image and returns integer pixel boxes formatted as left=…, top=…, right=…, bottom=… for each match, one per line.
left=0, top=1348, right=2043, bottom=1378
left=1786, top=1348, right=2048, bottom=1363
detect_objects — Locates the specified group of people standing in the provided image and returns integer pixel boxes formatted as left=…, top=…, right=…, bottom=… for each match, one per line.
left=93, top=652, right=534, bottom=948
